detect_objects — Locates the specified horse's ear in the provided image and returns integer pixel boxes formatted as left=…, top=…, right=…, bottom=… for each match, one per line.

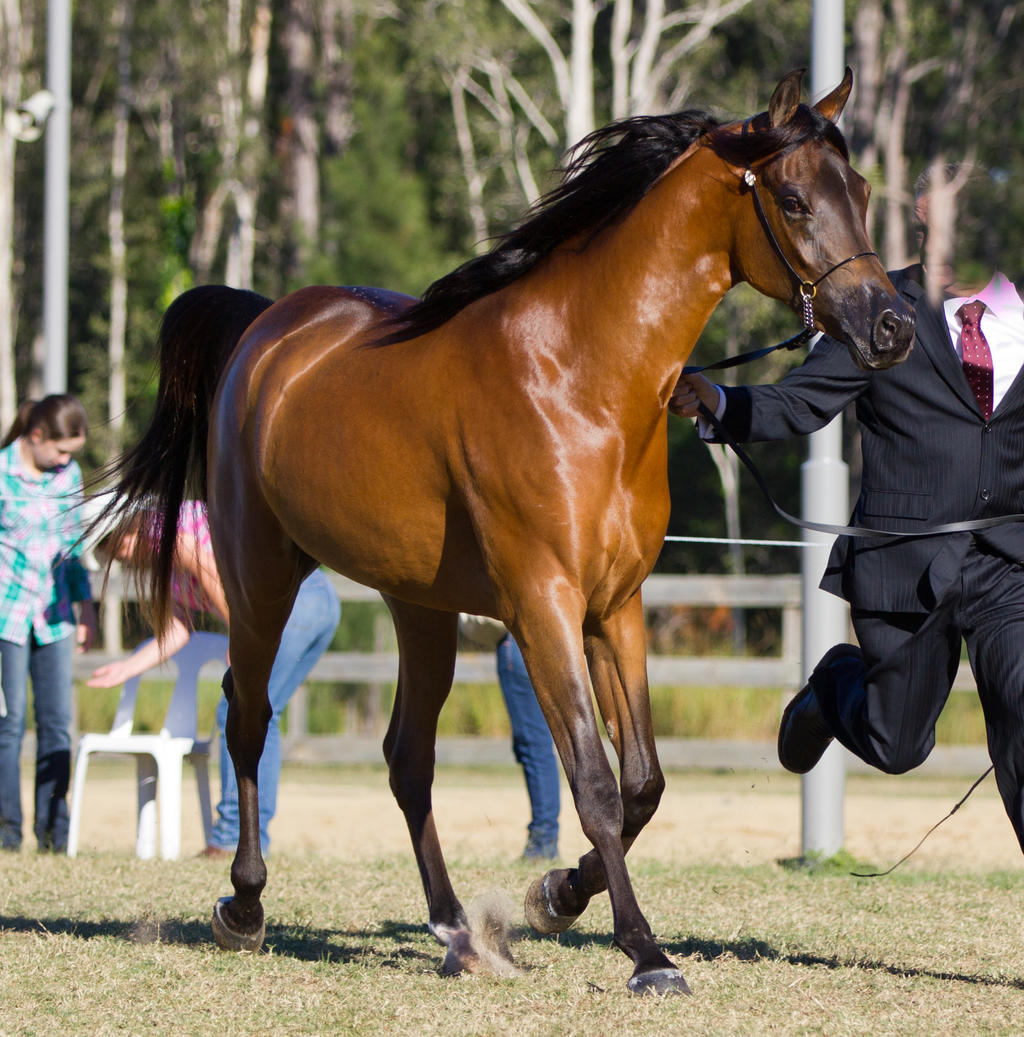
left=813, top=67, right=853, bottom=124
left=768, top=69, right=806, bottom=127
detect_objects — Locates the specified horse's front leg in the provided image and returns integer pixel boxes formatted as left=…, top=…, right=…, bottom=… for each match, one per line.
left=525, top=593, right=670, bottom=946
left=513, top=590, right=688, bottom=996
left=210, top=660, right=273, bottom=953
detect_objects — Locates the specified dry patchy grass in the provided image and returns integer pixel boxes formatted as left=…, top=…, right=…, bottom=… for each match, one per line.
left=1, top=849, right=1023, bottom=1036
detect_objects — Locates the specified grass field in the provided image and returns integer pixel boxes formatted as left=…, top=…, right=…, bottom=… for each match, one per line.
left=2, top=764, right=1023, bottom=1035
left=2, top=851, right=1023, bottom=1036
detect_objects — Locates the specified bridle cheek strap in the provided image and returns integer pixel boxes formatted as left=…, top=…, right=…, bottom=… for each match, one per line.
left=743, top=168, right=877, bottom=328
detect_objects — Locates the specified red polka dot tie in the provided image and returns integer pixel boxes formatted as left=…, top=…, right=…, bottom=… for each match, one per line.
left=957, top=300, right=993, bottom=420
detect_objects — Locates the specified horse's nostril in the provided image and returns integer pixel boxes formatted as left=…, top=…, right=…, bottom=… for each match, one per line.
left=871, top=304, right=912, bottom=362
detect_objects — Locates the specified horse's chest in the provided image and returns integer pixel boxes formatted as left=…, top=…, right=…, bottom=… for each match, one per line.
left=583, top=543, right=657, bottom=619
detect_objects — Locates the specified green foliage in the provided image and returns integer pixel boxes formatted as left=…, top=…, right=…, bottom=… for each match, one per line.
left=934, top=690, right=989, bottom=745
left=5, top=0, right=1023, bottom=589
left=302, top=27, right=463, bottom=295
left=328, top=600, right=392, bottom=652
left=76, top=679, right=224, bottom=736
left=648, top=685, right=784, bottom=740
left=300, top=680, right=515, bottom=738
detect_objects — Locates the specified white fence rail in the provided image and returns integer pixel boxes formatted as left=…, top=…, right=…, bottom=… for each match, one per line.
left=78, top=569, right=977, bottom=739
left=81, top=571, right=805, bottom=687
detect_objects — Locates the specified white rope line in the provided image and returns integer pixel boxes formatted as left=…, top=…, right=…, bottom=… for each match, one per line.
left=664, top=535, right=821, bottom=548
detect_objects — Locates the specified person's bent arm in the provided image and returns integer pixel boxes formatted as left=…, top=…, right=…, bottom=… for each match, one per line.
left=672, top=335, right=873, bottom=444
left=174, top=530, right=230, bottom=626
left=86, top=611, right=193, bottom=688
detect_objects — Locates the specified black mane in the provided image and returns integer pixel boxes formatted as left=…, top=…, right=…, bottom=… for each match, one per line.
left=380, top=103, right=847, bottom=345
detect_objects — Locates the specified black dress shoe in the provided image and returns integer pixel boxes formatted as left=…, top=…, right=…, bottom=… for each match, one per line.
left=778, top=643, right=861, bottom=773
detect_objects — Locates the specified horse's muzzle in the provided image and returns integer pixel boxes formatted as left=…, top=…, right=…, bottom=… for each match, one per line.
left=865, top=302, right=915, bottom=369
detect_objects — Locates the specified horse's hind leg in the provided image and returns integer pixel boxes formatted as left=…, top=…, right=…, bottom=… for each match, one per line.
left=382, top=597, right=500, bottom=975
left=210, top=663, right=268, bottom=951
left=210, top=552, right=307, bottom=953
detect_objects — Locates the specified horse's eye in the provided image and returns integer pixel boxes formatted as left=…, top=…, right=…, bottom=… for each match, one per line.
left=781, top=195, right=805, bottom=215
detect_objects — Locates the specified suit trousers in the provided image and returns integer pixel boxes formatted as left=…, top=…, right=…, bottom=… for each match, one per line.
left=812, top=541, right=1024, bottom=854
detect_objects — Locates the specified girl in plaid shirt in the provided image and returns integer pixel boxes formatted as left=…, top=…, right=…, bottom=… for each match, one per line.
left=0, top=396, right=97, bottom=852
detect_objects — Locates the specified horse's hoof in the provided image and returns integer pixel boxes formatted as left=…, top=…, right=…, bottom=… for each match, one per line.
left=439, top=927, right=481, bottom=976
left=211, top=896, right=265, bottom=953
left=432, top=911, right=518, bottom=977
left=524, top=872, right=580, bottom=935
left=627, top=967, right=692, bottom=997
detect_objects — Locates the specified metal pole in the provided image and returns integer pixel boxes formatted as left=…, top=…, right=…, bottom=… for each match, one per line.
left=800, top=0, right=848, bottom=858
left=43, top=0, right=70, bottom=394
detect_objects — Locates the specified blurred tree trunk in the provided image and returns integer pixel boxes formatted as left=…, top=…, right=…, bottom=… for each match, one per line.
left=446, top=0, right=753, bottom=241
left=106, top=0, right=131, bottom=462
left=614, top=0, right=754, bottom=118
left=281, top=0, right=320, bottom=279
left=449, top=66, right=492, bottom=251
left=227, top=0, right=270, bottom=288
left=849, top=0, right=1016, bottom=272
left=192, top=0, right=270, bottom=289
left=849, top=0, right=882, bottom=175
left=319, top=0, right=355, bottom=157
left=500, top=0, right=752, bottom=150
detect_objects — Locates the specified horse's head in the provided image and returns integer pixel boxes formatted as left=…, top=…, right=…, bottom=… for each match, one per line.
left=718, top=69, right=914, bottom=371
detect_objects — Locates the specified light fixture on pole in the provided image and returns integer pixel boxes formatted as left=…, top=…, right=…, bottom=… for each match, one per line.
left=3, top=90, right=55, bottom=143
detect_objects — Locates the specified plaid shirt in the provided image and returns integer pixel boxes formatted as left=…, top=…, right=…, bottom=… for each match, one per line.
left=0, top=438, right=92, bottom=646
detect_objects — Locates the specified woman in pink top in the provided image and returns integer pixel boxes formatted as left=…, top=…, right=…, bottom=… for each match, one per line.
left=88, top=500, right=339, bottom=855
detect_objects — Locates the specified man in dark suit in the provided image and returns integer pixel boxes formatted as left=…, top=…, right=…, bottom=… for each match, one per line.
left=670, top=170, right=1024, bottom=851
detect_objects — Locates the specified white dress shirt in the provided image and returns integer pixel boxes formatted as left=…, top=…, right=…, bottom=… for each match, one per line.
left=943, top=271, right=1024, bottom=414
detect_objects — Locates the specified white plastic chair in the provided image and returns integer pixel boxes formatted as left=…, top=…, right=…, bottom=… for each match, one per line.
left=67, top=631, right=229, bottom=860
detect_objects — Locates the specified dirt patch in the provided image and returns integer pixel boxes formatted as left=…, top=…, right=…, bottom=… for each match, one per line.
left=61, top=760, right=1022, bottom=872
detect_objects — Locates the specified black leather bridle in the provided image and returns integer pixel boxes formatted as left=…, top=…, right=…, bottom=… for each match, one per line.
left=679, top=158, right=1024, bottom=541
left=742, top=167, right=878, bottom=328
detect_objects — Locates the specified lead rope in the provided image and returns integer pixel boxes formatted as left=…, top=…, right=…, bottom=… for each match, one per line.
left=700, top=169, right=1000, bottom=868
left=684, top=306, right=1004, bottom=875
left=849, top=765, right=994, bottom=877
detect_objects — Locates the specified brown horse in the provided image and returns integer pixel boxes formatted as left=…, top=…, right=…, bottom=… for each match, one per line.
left=98, top=69, right=913, bottom=996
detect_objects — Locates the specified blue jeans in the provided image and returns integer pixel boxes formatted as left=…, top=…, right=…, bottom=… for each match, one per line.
left=0, top=633, right=74, bottom=851
left=210, top=570, right=340, bottom=853
left=497, top=635, right=560, bottom=848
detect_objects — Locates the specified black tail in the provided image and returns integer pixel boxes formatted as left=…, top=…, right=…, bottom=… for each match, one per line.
left=92, top=285, right=274, bottom=634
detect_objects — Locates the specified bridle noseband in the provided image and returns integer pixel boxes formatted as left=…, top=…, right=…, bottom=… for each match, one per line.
left=742, top=167, right=877, bottom=328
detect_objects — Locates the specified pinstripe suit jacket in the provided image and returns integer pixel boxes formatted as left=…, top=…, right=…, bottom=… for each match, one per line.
left=718, top=266, right=1024, bottom=613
